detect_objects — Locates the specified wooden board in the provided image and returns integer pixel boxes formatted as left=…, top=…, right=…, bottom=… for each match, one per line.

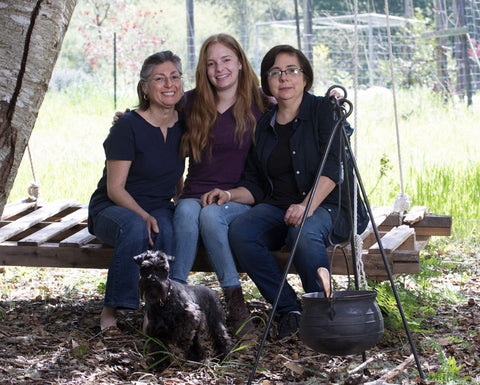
left=403, top=206, right=428, bottom=224
left=60, top=227, right=97, bottom=247
left=0, top=200, right=37, bottom=219
left=369, top=225, right=416, bottom=254
left=0, top=200, right=75, bottom=243
left=18, top=206, right=88, bottom=246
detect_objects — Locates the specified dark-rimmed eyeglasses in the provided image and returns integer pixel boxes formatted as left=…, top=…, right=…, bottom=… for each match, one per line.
left=267, top=68, right=303, bottom=79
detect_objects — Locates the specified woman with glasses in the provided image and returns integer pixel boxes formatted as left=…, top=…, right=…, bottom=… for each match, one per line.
left=87, top=51, right=185, bottom=333
left=202, top=45, right=368, bottom=340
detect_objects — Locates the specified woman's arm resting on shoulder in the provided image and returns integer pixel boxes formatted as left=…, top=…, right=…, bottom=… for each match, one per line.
left=106, top=159, right=158, bottom=246
left=201, top=187, right=255, bottom=207
left=284, top=176, right=336, bottom=227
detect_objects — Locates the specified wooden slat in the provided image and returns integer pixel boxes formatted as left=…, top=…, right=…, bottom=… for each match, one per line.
left=393, top=262, right=420, bottom=275
left=0, top=200, right=74, bottom=243
left=369, top=206, right=394, bottom=226
left=328, top=206, right=393, bottom=251
left=363, top=231, right=388, bottom=249
left=403, top=206, right=428, bottom=224
left=0, top=243, right=113, bottom=269
left=1, top=200, right=39, bottom=220
left=369, top=225, right=416, bottom=254
left=412, top=214, right=453, bottom=227
left=410, top=214, right=453, bottom=236
left=378, top=211, right=402, bottom=229
left=18, top=206, right=88, bottom=246
left=414, top=227, right=452, bottom=237
left=60, top=227, right=97, bottom=247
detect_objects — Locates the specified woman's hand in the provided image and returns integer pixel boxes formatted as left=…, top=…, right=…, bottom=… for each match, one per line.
left=112, top=108, right=130, bottom=125
left=201, top=188, right=230, bottom=207
left=284, top=203, right=307, bottom=227
left=143, top=214, right=159, bottom=247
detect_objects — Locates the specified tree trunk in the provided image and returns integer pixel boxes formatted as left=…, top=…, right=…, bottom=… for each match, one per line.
left=0, top=0, right=77, bottom=216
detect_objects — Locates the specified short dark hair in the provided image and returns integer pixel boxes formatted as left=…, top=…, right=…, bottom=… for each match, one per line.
left=137, top=51, right=183, bottom=110
left=260, top=45, right=313, bottom=97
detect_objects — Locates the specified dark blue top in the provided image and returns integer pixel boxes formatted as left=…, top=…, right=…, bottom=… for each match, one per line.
left=238, top=91, right=368, bottom=242
left=88, top=110, right=185, bottom=233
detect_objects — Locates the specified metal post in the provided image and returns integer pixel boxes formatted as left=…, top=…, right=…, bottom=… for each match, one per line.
left=186, top=0, right=195, bottom=73
left=113, top=32, right=117, bottom=110
left=459, top=0, right=473, bottom=105
left=294, top=0, right=302, bottom=50
left=303, top=0, right=313, bottom=65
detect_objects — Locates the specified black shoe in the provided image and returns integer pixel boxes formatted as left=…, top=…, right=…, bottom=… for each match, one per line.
left=277, top=311, right=301, bottom=340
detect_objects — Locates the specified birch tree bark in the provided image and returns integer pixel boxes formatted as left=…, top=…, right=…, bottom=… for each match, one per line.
left=0, top=0, right=77, bottom=215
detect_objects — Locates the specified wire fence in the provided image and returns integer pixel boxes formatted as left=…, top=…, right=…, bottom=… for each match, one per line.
left=250, top=10, right=480, bottom=97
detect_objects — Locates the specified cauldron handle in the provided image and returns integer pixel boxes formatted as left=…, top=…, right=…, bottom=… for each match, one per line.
left=317, top=267, right=332, bottom=298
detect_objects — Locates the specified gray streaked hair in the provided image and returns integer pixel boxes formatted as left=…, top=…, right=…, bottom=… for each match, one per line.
left=137, top=51, right=183, bottom=110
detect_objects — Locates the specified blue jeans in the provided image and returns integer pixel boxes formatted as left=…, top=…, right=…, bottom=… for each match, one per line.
left=229, top=203, right=333, bottom=314
left=170, top=198, right=251, bottom=288
left=91, top=205, right=175, bottom=309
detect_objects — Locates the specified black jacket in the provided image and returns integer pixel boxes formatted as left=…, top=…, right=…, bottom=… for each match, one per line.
left=237, top=91, right=368, bottom=243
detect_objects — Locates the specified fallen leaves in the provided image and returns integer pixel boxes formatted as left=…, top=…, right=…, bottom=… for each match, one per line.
left=0, top=260, right=479, bottom=384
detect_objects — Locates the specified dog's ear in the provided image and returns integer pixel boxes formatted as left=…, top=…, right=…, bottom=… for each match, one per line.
left=133, top=252, right=148, bottom=266
left=155, top=250, right=175, bottom=263
left=165, top=253, right=175, bottom=263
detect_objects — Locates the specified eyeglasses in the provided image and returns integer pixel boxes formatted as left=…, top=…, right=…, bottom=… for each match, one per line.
left=267, top=68, right=303, bottom=79
left=148, top=74, right=183, bottom=84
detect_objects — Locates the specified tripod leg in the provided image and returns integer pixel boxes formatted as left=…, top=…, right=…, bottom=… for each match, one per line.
left=341, top=128, right=426, bottom=380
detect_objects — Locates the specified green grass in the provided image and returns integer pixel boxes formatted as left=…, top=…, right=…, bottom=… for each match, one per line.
left=8, top=86, right=480, bottom=241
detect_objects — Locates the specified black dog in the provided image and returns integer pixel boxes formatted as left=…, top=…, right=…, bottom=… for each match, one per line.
left=134, top=250, right=232, bottom=371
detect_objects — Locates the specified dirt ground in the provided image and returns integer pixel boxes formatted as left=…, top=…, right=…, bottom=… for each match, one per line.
left=1, top=257, right=479, bottom=385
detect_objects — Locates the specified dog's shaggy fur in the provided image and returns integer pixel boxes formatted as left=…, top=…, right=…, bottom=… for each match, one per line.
left=134, top=250, right=231, bottom=371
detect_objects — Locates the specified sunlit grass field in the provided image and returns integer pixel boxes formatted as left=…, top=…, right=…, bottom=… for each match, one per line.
left=8, top=85, right=480, bottom=241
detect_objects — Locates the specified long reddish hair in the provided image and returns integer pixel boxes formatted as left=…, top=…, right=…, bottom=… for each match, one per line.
left=180, top=34, right=264, bottom=162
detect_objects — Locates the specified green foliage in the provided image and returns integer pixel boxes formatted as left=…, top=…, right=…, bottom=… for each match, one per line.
left=96, top=281, right=106, bottom=295
left=138, top=318, right=261, bottom=379
left=72, top=343, right=89, bottom=359
left=368, top=153, right=393, bottom=196
left=76, top=2, right=168, bottom=90
left=370, top=16, right=443, bottom=90
left=412, top=164, right=480, bottom=241
left=369, top=239, right=467, bottom=334
left=142, top=335, right=183, bottom=372
left=426, top=338, right=463, bottom=383
left=370, top=277, right=434, bottom=333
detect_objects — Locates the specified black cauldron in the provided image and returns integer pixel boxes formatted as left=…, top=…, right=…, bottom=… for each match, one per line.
left=299, top=290, right=384, bottom=356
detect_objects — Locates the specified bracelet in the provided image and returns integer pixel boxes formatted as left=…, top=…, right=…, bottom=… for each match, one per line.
left=225, top=190, right=231, bottom=202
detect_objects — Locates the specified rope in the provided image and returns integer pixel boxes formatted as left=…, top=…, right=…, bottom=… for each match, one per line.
left=384, top=0, right=411, bottom=213
left=26, top=144, right=40, bottom=201
left=353, top=0, right=367, bottom=288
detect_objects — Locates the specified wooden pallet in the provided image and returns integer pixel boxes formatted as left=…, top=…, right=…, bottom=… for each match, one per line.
left=0, top=199, right=452, bottom=280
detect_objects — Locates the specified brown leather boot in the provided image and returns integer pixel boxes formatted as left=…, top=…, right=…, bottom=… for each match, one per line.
left=223, top=286, right=255, bottom=337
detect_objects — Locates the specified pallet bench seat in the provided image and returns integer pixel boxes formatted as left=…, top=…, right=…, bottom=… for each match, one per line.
left=0, top=199, right=452, bottom=281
